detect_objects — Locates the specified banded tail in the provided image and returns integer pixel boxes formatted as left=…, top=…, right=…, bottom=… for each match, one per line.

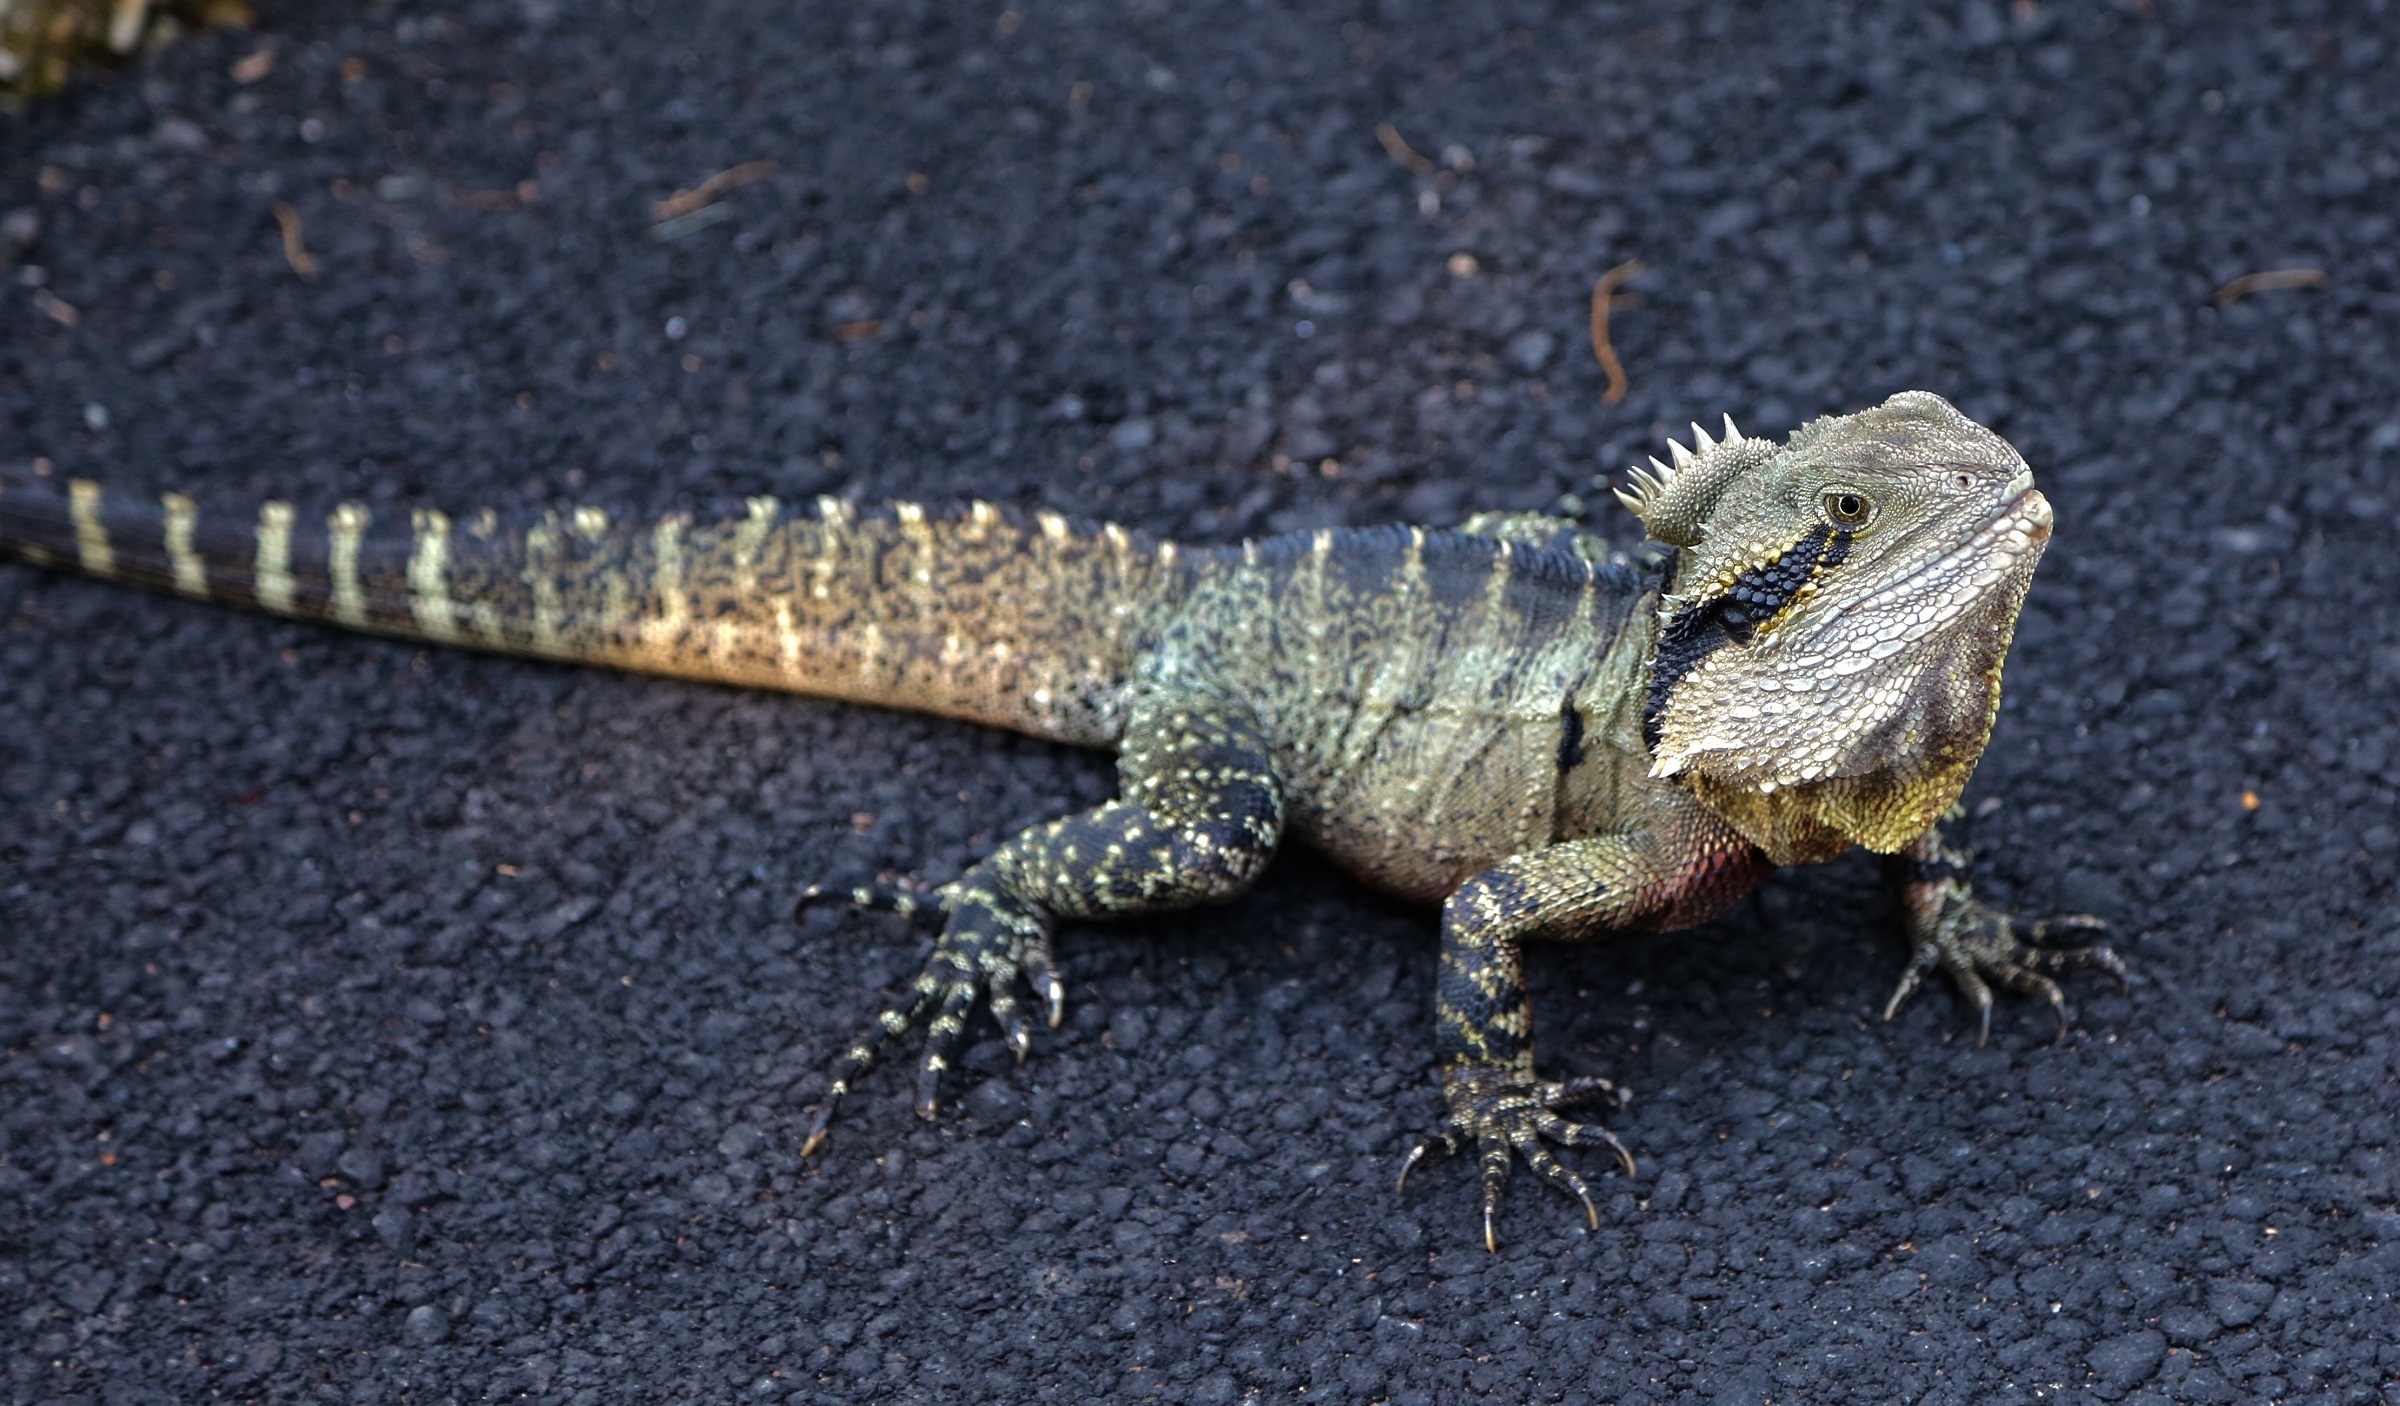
left=0, top=472, right=1197, bottom=745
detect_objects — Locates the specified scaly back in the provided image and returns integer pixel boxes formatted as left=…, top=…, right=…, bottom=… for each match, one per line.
left=0, top=473, right=1193, bottom=747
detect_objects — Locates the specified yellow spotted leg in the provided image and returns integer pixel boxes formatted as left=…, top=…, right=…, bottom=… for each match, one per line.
left=800, top=694, right=1285, bottom=1153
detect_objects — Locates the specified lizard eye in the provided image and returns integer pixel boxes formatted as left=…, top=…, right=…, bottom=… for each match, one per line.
left=1821, top=488, right=1876, bottom=530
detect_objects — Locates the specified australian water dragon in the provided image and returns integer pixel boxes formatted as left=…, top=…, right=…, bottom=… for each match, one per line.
left=0, top=389, right=2122, bottom=1248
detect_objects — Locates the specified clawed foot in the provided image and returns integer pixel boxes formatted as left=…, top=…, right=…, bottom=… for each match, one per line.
left=1396, top=1063, right=1636, bottom=1253
left=1883, top=905, right=2128, bottom=1046
left=794, top=878, right=1065, bottom=1156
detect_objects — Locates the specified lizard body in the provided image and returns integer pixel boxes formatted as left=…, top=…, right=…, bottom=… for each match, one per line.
left=0, top=390, right=2121, bottom=1247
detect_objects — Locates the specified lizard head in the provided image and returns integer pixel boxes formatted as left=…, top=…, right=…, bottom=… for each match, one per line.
left=1619, top=390, right=2051, bottom=863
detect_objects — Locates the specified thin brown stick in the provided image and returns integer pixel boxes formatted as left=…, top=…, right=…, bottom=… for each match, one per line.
left=272, top=200, right=318, bottom=280
left=652, top=160, right=778, bottom=223
left=1590, top=259, right=1644, bottom=405
left=230, top=41, right=275, bottom=84
left=1375, top=122, right=1435, bottom=176
left=2209, top=267, right=2328, bottom=307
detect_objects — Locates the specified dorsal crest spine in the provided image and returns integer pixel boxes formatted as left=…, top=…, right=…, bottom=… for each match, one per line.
left=1614, top=415, right=1762, bottom=548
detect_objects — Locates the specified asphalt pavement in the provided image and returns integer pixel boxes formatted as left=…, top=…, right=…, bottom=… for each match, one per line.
left=5, top=1, right=2398, bottom=1402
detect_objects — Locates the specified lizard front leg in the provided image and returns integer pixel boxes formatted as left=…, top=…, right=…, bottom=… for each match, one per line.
left=801, top=693, right=1282, bottom=1153
left=1881, top=818, right=2127, bottom=1044
left=1399, top=821, right=1767, bottom=1251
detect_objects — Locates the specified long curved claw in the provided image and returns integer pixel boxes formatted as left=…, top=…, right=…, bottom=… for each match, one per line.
left=1515, top=1136, right=1600, bottom=1230
left=1550, top=1075, right=1630, bottom=1113
left=994, top=1007, right=1033, bottom=1064
left=1019, top=934, right=1066, bottom=1029
left=798, top=1102, right=836, bottom=1158
left=1476, top=1134, right=1513, bottom=1251
left=1881, top=942, right=1940, bottom=1023
left=794, top=880, right=942, bottom=924
left=1394, top=1134, right=1456, bottom=1196
left=981, top=951, right=1034, bottom=1064
left=2037, top=978, right=2070, bottom=1038
left=2030, top=913, right=2109, bottom=939
left=800, top=977, right=941, bottom=1156
left=1957, top=967, right=1996, bottom=1047
left=2028, top=917, right=2130, bottom=994
left=1533, top=1110, right=1637, bottom=1179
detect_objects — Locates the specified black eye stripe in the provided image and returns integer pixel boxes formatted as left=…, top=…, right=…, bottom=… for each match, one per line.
left=1644, top=525, right=1853, bottom=751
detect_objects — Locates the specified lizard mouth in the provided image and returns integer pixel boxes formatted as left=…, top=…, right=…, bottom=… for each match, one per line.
left=1986, top=487, right=2052, bottom=582
left=2008, top=486, right=2052, bottom=542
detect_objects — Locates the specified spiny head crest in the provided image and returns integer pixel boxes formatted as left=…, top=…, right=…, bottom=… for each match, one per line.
left=1612, top=415, right=1775, bottom=547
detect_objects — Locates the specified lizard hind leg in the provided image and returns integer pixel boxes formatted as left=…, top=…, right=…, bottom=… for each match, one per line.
left=798, top=694, right=1284, bottom=1154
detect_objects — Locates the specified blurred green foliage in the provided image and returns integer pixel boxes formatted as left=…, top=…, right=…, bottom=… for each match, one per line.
left=1, top=0, right=252, bottom=100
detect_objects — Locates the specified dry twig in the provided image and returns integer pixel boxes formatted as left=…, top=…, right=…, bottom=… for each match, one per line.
left=2209, top=267, right=2328, bottom=307
left=449, top=186, right=527, bottom=212
left=652, top=160, right=777, bottom=223
left=1589, top=259, right=1645, bottom=405
left=271, top=200, right=317, bottom=279
left=1374, top=122, right=1435, bottom=176
left=32, top=288, right=79, bottom=326
left=228, top=39, right=272, bottom=83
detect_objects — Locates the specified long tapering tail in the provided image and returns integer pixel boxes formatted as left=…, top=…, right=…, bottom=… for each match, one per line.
left=0, top=471, right=1196, bottom=746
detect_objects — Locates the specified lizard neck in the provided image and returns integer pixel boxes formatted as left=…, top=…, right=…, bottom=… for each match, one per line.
left=1553, top=584, right=1673, bottom=845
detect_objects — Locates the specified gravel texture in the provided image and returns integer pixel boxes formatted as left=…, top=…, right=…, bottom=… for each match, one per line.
left=6, top=2, right=2400, bottom=1403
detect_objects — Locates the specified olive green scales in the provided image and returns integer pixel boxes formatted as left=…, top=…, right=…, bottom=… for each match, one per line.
left=0, top=390, right=2122, bottom=1249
